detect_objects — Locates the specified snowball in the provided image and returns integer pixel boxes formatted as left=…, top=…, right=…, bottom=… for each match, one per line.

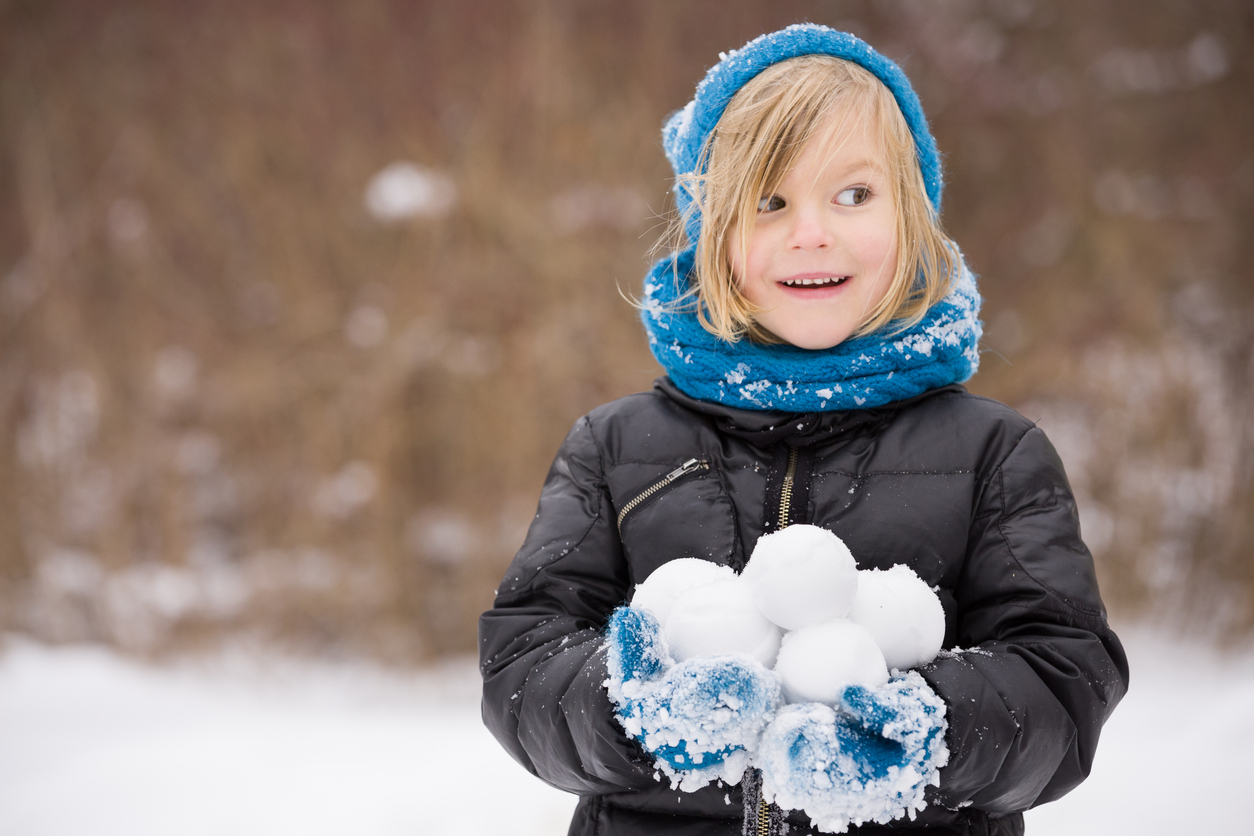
left=664, top=579, right=783, bottom=667
left=631, top=558, right=736, bottom=625
left=774, top=620, right=888, bottom=704
left=849, top=565, right=945, bottom=672
left=740, top=525, right=858, bottom=631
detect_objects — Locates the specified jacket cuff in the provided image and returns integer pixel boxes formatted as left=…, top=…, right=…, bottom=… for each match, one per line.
left=918, top=649, right=1075, bottom=814
left=561, top=642, right=659, bottom=791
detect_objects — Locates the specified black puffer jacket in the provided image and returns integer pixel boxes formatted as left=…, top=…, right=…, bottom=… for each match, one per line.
left=479, top=379, right=1128, bottom=836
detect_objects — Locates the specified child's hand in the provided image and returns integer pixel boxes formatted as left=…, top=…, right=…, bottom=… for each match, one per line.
left=605, top=605, right=669, bottom=684
left=605, top=606, right=782, bottom=790
left=757, top=673, right=949, bottom=833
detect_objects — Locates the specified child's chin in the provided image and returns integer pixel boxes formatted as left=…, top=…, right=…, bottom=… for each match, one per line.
left=780, top=331, right=853, bottom=351
left=754, top=314, right=856, bottom=350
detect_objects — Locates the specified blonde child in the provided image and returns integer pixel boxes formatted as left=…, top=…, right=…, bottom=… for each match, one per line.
left=480, top=24, right=1127, bottom=836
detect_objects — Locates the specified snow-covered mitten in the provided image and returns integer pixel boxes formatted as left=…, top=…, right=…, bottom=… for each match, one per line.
left=757, top=672, right=949, bottom=833
left=605, top=606, right=781, bottom=791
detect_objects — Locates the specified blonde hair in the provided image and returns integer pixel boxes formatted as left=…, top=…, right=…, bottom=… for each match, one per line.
left=665, top=55, right=958, bottom=344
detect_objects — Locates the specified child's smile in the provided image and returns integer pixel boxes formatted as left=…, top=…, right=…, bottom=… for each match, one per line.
left=729, top=114, right=899, bottom=350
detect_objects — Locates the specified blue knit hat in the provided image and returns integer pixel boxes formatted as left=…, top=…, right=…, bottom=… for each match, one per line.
left=641, top=24, right=982, bottom=413
left=663, top=24, right=944, bottom=239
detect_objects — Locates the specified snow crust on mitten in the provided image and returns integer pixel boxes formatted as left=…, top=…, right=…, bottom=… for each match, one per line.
left=665, top=578, right=782, bottom=666
left=848, top=565, right=945, bottom=672
left=605, top=606, right=783, bottom=792
left=774, top=619, right=888, bottom=704
left=606, top=604, right=670, bottom=684
left=741, top=525, right=859, bottom=630
left=631, top=558, right=736, bottom=625
left=757, top=672, right=949, bottom=834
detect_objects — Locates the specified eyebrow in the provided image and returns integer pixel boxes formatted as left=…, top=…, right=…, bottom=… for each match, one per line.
left=830, top=159, right=880, bottom=177
left=798, top=157, right=882, bottom=191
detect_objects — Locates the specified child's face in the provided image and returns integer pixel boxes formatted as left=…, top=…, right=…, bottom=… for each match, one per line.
left=729, top=115, right=899, bottom=350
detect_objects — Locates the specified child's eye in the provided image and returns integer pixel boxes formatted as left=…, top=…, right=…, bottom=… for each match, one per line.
left=757, top=194, right=786, bottom=213
left=836, top=187, right=871, bottom=207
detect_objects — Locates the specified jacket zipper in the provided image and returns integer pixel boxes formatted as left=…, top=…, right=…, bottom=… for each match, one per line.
left=756, top=447, right=800, bottom=836
left=616, top=458, right=709, bottom=533
left=776, top=447, right=799, bottom=531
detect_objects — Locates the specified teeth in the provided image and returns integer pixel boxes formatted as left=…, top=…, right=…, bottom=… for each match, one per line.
left=783, top=276, right=847, bottom=287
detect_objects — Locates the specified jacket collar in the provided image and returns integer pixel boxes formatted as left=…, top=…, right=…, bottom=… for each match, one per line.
left=655, top=377, right=964, bottom=448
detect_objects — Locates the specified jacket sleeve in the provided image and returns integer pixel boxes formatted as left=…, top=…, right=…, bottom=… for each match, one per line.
left=478, top=415, right=658, bottom=795
left=918, top=425, right=1130, bottom=814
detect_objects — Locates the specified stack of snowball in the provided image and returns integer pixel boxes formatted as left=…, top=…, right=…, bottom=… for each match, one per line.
left=626, top=524, right=948, bottom=832
left=632, top=524, right=946, bottom=698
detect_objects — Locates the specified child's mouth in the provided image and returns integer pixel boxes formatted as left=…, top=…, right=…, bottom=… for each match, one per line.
left=778, top=276, right=850, bottom=289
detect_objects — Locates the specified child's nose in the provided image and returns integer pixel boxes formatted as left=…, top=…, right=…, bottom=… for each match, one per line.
left=786, top=204, right=835, bottom=251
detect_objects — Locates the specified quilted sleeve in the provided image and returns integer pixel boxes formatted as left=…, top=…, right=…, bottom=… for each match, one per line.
left=918, top=426, right=1130, bottom=813
left=478, top=415, right=656, bottom=795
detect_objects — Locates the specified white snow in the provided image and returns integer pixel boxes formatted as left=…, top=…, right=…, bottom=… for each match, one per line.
left=1021, top=626, right=1254, bottom=835
left=363, top=162, right=457, bottom=222
left=0, top=638, right=577, bottom=836
left=664, top=578, right=782, bottom=666
left=609, top=649, right=781, bottom=793
left=741, top=525, right=859, bottom=631
left=849, top=566, right=945, bottom=672
left=758, top=672, right=947, bottom=833
left=774, top=620, right=889, bottom=704
left=1, top=626, right=1251, bottom=836
left=631, top=558, right=736, bottom=627
left=606, top=604, right=781, bottom=793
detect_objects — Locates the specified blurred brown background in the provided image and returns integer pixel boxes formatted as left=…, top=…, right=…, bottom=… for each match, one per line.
left=1, top=0, right=1250, bottom=662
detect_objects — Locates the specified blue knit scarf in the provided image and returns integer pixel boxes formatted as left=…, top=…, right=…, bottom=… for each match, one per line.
left=641, top=24, right=982, bottom=413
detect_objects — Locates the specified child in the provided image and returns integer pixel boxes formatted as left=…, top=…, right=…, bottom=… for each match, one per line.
left=479, top=24, right=1127, bottom=836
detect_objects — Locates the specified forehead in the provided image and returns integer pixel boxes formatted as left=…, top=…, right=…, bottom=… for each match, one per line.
left=792, top=108, right=890, bottom=175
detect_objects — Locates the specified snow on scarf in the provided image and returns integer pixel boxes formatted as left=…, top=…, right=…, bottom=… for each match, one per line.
left=641, top=24, right=982, bottom=413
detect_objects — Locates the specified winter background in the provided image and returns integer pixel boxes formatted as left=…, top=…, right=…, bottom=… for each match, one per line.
left=3, top=627, right=1253, bottom=835
left=0, top=1, right=1251, bottom=833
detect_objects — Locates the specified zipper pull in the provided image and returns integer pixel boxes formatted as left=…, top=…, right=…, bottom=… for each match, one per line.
left=665, top=458, right=706, bottom=481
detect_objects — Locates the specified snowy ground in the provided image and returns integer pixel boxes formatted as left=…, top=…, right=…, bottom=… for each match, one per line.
left=1, top=626, right=1251, bottom=835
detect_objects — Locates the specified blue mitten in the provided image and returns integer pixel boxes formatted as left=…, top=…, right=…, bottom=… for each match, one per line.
left=605, top=606, right=782, bottom=791
left=757, top=672, right=949, bottom=833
